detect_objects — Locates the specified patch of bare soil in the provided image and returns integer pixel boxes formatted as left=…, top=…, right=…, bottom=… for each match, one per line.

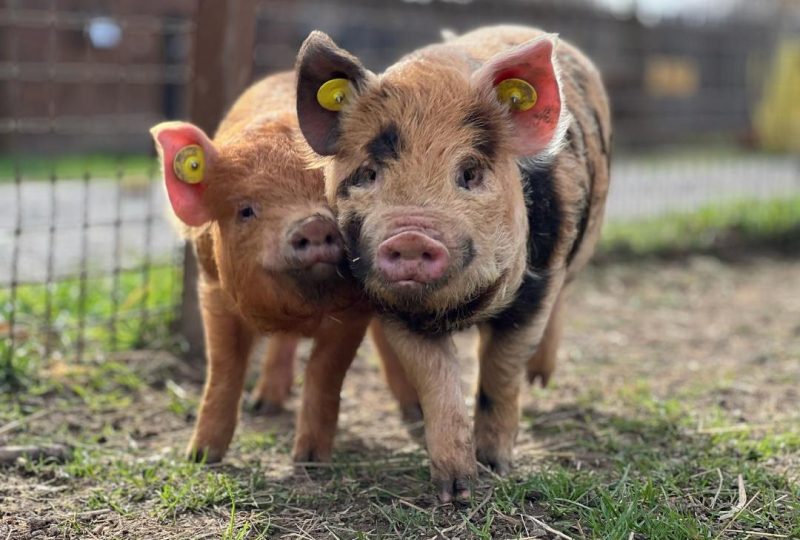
left=1, top=254, right=798, bottom=538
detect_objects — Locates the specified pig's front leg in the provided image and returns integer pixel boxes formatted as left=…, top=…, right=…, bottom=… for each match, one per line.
left=292, top=313, right=370, bottom=463
left=369, top=320, right=422, bottom=424
left=381, top=320, right=475, bottom=503
left=474, top=278, right=565, bottom=474
left=187, top=286, right=254, bottom=463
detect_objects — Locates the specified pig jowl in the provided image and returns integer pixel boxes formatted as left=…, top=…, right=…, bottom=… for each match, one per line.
left=296, top=25, right=612, bottom=501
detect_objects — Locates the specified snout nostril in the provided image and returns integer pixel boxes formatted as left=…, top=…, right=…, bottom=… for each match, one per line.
left=294, top=237, right=309, bottom=250
left=324, top=234, right=334, bottom=245
left=390, top=251, right=401, bottom=261
left=421, top=252, right=432, bottom=261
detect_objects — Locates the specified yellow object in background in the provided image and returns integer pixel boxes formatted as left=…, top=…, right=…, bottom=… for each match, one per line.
left=754, top=39, right=800, bottom=153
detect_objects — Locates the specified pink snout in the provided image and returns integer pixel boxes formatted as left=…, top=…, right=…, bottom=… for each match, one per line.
left=377, top=231, right=450, bottom=284
left=287, top=216, right=343, bottom=267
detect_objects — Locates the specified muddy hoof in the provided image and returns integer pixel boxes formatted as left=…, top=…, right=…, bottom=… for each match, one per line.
left=436, top=476, right=472, bottom=504
left=476, top=448, right=512, bottom=476
left=249, top=397, right=284, bottom=416
left=186, top=446, right=223, bottom=464
left=292, top=443, right=332, bottom=465
left=526, top=369, right=552, bottom=387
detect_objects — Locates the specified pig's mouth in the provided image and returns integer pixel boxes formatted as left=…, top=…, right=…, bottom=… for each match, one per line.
left=359, top=235, right=482, bottom=316
left=286, top=259, right=341, bottom=281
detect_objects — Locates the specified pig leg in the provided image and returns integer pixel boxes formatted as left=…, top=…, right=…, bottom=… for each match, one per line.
left=380, top=320, right=475, bottom=503
left=526, top=290, right=565, bottom=386
left=474, top=281, right=565, bottom=474
left=369, top=320, right=422, bottom=424
left=292, top=314, right=370, bottom=463
left=187, top=287, right=254, bottom=463
left=250, top=333, right=299, bottom=415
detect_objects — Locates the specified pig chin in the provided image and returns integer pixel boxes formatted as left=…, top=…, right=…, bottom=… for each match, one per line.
left=285, top=262, right=351, bottom=304
left=362, top=255, right=485, bottom=321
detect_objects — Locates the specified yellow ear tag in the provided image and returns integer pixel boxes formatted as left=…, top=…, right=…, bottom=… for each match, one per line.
left=173, top=144, right=205, bottom=184
left=496, top=78, right=537, bottom=111
left=317, top=78, right=350, bottom=111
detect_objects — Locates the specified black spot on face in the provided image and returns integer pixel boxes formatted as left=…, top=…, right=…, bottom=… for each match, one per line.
left=366, top=122, right=402, bottom=164
left=337, top=166, right=377, bottom=199
left=464, top=104, right=498, bottom=161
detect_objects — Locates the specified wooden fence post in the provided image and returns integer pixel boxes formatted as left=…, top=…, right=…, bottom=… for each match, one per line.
left=179, top=0, right=257, bottom=362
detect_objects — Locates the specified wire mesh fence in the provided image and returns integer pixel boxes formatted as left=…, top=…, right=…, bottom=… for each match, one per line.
left=1, top=0, right=799, bottom=373
left=0, top=0, right=195, bottom=375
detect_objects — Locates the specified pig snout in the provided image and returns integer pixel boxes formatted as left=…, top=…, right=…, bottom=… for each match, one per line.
left=287, top=216, right=343, bottom=268
left=377, top=231, right=450, bottom=284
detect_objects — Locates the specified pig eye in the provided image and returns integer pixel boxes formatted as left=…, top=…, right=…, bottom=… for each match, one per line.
left=457, top=164, right=484, bottom=191
left=350, top=165, right=378, bottom=188
left=237, top=205, right=257, bottom=222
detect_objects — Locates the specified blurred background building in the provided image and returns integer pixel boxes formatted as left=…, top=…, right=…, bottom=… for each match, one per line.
left=2, top=0, right=799, bottom=153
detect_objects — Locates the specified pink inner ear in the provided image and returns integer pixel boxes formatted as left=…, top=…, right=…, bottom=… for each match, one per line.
left=475, top=37, right=562, bottom=156
left=149, top=121, right=215, bottom=227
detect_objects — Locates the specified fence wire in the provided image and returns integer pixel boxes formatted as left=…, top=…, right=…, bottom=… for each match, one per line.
left=1, top=0, right=192, bottom=371
left=1, top=0, right=799, bottom=372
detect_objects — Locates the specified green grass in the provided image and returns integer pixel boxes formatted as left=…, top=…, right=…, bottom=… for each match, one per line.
left=0, top=264, right=182, bottom=391
left=515, top=401, right=800, bottom=539
left=0, top=154, right=155, bottom=182
left=2, top=329, right=797, bottom=538
left=600, top=196, right=800, bottom=256
left=10, top=385, right=797, bottom=539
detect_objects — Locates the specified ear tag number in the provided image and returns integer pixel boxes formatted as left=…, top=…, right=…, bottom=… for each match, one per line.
left=173, top=144, right=205, bottom=184
left=496, top=78, right=538, bottom=111
left=317, top=78, right=350, bottom=111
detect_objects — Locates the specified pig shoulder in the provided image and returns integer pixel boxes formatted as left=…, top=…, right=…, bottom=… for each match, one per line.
left=489, top=35, right=612, bottom=331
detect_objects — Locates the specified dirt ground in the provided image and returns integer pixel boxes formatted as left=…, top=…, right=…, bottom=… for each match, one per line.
left=1, top=253, right=799, bottom=539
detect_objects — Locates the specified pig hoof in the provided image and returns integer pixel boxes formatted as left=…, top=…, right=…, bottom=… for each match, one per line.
left=186, top=446, right=223, bottom=464
left=436, top=476, right=472, bottom=504
left=292, top=443, right=332, bottom=464
left=476, top=449, right=512, bottom=476
left=250, top=398, right=284, bottom=416
left=526, top=369, right=551, bottom=387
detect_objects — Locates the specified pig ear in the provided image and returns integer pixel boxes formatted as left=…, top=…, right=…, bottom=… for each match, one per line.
left=149, top=121, right=217, bottom=227
left=296, top=31, right=370, bottom=155
left=472, top=35, right=567, bottom=157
